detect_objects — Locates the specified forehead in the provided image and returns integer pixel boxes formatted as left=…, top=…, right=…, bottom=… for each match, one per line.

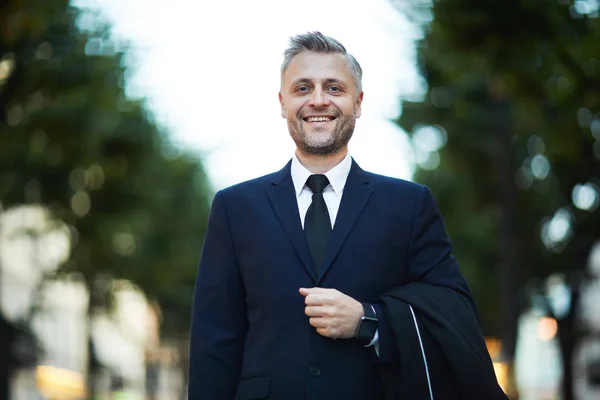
left=282, top=51, right=354, bottom=86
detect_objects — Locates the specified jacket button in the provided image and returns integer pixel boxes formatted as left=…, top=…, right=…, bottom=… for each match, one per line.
left=309, top=366, right=320, bottom=376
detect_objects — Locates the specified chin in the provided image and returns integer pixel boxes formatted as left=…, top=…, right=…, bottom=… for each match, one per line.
left=302, top=139, right=341, bottom=156
left=305, top=130, right=335, bottom=142
left=306, top=139, right=336, bottom=150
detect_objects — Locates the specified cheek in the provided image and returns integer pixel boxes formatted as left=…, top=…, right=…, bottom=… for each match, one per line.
left=351, top=102, right=361, bottom=118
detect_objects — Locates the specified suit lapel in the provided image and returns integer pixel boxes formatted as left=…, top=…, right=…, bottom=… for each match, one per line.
left=317, top=160, right=373, bottom=284
left=266, top=161, right=317, bottom=282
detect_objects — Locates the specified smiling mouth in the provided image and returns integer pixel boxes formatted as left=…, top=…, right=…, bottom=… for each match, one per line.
left=302, top=115, right=336, bottom=123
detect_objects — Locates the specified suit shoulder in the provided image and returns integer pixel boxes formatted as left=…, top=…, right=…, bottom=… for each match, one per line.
left=217, top=171, right=278, bottom=199
left=363, top=171, right=424, bottom=193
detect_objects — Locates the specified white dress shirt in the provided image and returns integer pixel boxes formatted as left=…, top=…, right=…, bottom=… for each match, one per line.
left=291, top=153, right=351, bottom=229
left=290, top=153, right=379, bottom=353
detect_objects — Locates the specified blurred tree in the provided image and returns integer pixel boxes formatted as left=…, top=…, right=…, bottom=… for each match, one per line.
left=396, top=0, right=600, bottom=398
left=0, top=0, right=211, bottom=396
left=0, top=314, right=14, bottom=400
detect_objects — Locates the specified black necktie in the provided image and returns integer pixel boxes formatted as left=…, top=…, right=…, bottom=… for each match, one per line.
left=304, top=174, right=332, bottom=274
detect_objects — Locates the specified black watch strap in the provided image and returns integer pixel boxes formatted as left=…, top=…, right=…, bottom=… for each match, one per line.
left=362, top=302, right=376, bottom=319
left=355, top=303, right=378, bottom=343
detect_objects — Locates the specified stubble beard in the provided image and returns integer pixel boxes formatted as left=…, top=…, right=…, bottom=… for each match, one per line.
left=289, top=114, right=356, bottom=156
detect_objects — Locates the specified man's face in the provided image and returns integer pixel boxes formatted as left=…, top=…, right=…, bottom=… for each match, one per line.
left=279, top=51, right=363, bottom=156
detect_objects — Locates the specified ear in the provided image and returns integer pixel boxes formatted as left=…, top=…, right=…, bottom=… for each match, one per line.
left=354, top=91, right=364, bottom=118
left=279, top=92, right=287, bottom=118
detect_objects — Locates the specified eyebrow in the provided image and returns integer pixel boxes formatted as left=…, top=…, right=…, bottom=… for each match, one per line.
left=290, top=78, right=347, bottom=87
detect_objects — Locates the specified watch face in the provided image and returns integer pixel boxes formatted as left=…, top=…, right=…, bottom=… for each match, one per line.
left=356, top=303, right=378, bottom=342
left=357, top=318, right=378, bottom=342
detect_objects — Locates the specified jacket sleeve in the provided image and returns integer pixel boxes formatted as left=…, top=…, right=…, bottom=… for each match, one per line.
left=382, top=285, right=508, bottom=400
left=405, top=185, right=472, bottom=298
left=373, top=185, right=474, bottom=364
left=188, top=190, right=248, bottom=399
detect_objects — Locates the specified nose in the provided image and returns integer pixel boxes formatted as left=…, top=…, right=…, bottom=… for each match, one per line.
left=308, top=87, right=330, bottom=108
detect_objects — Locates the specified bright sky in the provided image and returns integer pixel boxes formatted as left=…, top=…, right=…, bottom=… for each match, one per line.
left=80, top=0, right=424, bottom=191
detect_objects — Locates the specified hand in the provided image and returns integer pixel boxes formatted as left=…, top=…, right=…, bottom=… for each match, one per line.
left=299, top=287, right=363, bottom=339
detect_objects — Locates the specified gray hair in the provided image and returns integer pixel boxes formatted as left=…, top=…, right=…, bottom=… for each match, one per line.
left=281, top=31, right=363, bottom=93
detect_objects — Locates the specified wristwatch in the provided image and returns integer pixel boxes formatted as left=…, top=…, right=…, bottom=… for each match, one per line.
left=355, top=302, right=378, bottom=343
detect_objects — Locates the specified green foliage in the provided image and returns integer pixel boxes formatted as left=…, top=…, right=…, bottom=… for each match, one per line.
left=0, top=0, right=211, bottom=335
left=398, top=0, right=600, bottom=337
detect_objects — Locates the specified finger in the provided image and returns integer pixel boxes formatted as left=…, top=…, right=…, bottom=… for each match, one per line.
left=305, top=306, right=330, bottom=317
left=317, top=327, right=337, bottom=339
left=304, top=293, right=330, bottom=306
left=309, top=317, right=328, bottom=328
left=299, top=287, right=333, bottom=296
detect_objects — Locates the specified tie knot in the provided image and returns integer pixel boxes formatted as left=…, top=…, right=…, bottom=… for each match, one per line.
left=306, top=174, right=330, bottom=194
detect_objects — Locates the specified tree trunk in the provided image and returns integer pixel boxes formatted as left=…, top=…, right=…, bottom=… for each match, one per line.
left=557, top=299, right=577, bottom=400
left=88, top=332, right=98, bottom=400
left=0, top=314, right=13, bottom=400
left=491, top=89, right=520, bottom=398
left=86, top=274, right=112, bottom=400
left=87, top=291, right=104, bottom=400
left=556, top=243, right=593, bottom=399
left=0, top=206, right=14, bottom=400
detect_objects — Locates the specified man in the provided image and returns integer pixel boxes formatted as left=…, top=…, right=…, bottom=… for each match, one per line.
left=189, top=32, right=506, bottom=400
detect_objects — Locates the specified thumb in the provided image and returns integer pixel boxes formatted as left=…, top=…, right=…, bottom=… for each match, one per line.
left=299, top=287, right=328, bottom=296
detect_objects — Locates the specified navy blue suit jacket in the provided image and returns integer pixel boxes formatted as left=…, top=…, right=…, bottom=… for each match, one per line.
left=189, top=159, right=472, bottom=400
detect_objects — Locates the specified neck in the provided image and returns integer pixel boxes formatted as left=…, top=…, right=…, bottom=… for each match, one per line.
left=295, top=148, right=348, bottom=174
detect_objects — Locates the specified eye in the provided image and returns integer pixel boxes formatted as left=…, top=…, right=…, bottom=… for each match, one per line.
left=327, top=86, right=342, bottom=93
left=296, top=85, right=310, bottom=93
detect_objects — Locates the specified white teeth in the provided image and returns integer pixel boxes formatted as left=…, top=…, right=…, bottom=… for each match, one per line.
left=306, top=116, right=332, bottom=122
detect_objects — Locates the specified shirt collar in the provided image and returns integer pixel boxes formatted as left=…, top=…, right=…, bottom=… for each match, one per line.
left=291, top=152, right=352, bottom=197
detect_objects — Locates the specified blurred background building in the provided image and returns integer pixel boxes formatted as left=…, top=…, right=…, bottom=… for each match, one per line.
left=0, top=206, right=178, bottom=399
